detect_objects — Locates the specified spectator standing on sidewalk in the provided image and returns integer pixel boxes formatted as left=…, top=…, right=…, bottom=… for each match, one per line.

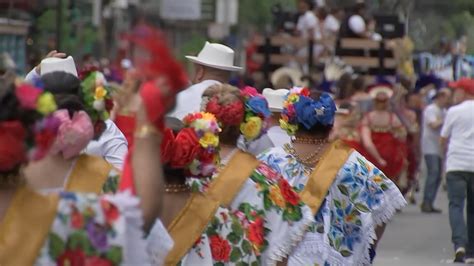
left=421, top=88, right=452, bottom=213
left=441, top=78, right=474, bottom=263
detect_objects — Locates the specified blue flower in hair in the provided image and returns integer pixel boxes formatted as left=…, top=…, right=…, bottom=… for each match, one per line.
left=294, top=96, right=319, bottom=129
left=293, top=93, right=336, bottom=129
left=246, top=96, right=271, bottom=118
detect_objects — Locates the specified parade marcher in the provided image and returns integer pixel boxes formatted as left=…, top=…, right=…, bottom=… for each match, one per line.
left=23, top=73, right=120, bottom=194
left=441, top=78, right=474, bottom=263
left=25, top=54, right=128, bottom=169
left=168, top=41, right=242, bottom=120
left=0, top=81, right=171, bottom=265
left=360, top=84, right=408, bottom=185
left=262, top=88, right=292, bottom=147
left=258, top=87, right=406, bottom=265
left=195, top=84, right=314, bottom=264
left=421, top=88, right=452, bottom=213
left=153, top=112, right=296, bottom=265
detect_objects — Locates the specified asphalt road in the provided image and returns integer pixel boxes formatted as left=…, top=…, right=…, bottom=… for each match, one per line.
left=375, top=183, right=471, bottom=265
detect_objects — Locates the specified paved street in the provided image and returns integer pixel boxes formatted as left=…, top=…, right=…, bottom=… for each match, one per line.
left=375, top=182, right=470, bottom=265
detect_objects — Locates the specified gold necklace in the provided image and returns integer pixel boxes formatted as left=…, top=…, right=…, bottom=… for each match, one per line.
left=164, top=183, right=190, bottom=193
left=292, top=136, right=329, bottom=145
left=284, top=143, right=326, bottom=167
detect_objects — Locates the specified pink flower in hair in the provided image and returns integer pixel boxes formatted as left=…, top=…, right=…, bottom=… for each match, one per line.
left=15, top=84, right=42, bottom=110
left=51, top=110, right=94, bottom=159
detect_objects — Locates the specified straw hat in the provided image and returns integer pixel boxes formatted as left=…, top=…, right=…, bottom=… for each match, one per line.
left=262, top=88, right=289, bottom=112
left=40, top=56, right=78, bottom=77
left=185, top=42, right=242, bottom=71
left=368, top=84, right=394, bottom=99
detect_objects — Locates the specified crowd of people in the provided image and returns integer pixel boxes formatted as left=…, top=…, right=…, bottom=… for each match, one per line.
left=0, top=3, right=473, bottom=264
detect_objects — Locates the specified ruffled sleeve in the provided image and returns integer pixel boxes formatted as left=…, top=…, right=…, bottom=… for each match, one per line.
left=35, top=191, right=153, bottom=265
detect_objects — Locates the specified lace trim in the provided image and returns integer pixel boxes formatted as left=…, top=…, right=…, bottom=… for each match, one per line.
left=265, top=204, right=314, bottom=266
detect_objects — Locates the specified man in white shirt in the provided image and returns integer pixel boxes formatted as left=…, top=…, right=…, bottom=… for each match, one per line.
left=25, top=52, right=127, bottom=170
left=324, top=7, right=344, bottom=37
left=168, top=42, right=242, bottom=120
left=441, top=78, right=474, bottom=263
left=296, top=0, right=317, bottom=39
left=421, top=88, right=451, bottom=213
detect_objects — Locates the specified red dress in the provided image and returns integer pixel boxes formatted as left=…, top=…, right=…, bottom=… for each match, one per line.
left=361, top=114, right=407, bottom=182
left=114, top=114, right=136, bottom=147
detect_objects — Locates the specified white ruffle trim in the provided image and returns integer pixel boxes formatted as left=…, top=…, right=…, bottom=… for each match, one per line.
left=265, top=204, right=314, bottom=266
left=104, top=191, right=151, bottom=265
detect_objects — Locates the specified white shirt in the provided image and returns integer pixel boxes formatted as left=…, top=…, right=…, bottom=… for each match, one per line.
left=267, top=126, right=292, bottom=147
left=348, top=14, right=366, bottom=34
left=422, top=103, right=445, bottom=155
left=168, top=79, right=221, bottom=120
left=297, top=11, right=318, bottom=39
left=441, top=100, right=474, bottom=173
left=324, top=14, right=340, bottom=34
left=84, top=119, right=128, bottom=170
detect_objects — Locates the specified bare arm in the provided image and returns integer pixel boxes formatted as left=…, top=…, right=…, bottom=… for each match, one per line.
left=440, top=137, right=448, bottom=156
left=360, top=116, right=386, bottom=167
left=132, top=103, right=164, bottom=231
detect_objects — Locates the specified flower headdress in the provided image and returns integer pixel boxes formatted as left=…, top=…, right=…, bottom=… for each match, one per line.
left=239, top=86, right=272, bottom=141
left=80, top=71, right=115, bottom=136
left=0, top=84, right=59, bottom=172
left=161, top=112, right=221, bottom=192
left=280, top=87, right=336, bottom=135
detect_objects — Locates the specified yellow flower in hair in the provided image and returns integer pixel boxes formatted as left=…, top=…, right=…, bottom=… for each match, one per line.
left=37, top=92, right=57, bottom=115
left=240, top=116, right=262, bottom=141
left=279, top=119, right=298, bottom=135
left=94, top=86, right=107, bottom=100
left=287, top=93, right=300, bottom=103
left=201, top=112, right=217, bottom=121
left=200, top=132, right=219, bottom=148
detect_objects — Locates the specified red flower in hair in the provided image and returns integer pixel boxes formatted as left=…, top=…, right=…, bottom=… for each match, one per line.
left=160, top=128, right=175, bottom=164
left=220, top=101, right=244, bottom=126
left=300, top=87, right=311, bottom=97
left=105, top=99, right=114, bottom=112
left=206, top=97, right=244, bottom=126
left=169, top=128, right=200, bottom=168
left=241, top=86, right=259, bottom=98
left=15, top=84, right=42, bottom=110
left=0, top=121, right=26, bottom=172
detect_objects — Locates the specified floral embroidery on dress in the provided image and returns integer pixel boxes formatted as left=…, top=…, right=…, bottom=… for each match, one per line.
left=102, top=169, right=120, bottom=194
left=190, top=205, right=264, bottom=265
left=258, top=146, right=406, bottom=266
left=250, top=163, right=305, bottom=222
left=42, top=192, right=124, bottom=265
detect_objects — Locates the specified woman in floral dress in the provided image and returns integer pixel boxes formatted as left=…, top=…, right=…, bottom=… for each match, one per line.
left=0, top=80, right=174, bottom=265
left=22, top=73, right=120, bottom=194
left=258, top=87, right=406, bottom=265
left=1, top=25, right=187, bottom=264
left=187, top=84, right=314, bottom=265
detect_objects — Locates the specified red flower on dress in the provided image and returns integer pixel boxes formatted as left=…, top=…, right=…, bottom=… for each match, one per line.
left=71, top=208, right=84, bottom=229
left=169, top=128, right=200, bottom=168
left=257, top=164, right=280, bottom=181
left=57, top=249, right=86, bottom=266
left=100, top=199, right=120, bottom=224
left=248, top=217, right=265, bottom=247
left=209, top=235, right=231, bottom=262
left=279, top=179, right=300, bottom=206
left=84, top=256, right=113, bottom=266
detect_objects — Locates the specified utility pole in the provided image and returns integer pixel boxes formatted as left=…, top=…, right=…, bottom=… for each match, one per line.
left=56, top=0, right=63, bottom=51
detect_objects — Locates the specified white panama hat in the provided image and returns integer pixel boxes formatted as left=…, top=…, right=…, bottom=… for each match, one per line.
left=185, top=42, right=242, bottom=72
left=40, top=56, right=78, bottom=77
left=262, top=88, right=289, bottom=113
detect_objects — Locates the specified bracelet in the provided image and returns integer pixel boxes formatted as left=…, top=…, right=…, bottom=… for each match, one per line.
left=135, top=124, right=159, bottom=138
